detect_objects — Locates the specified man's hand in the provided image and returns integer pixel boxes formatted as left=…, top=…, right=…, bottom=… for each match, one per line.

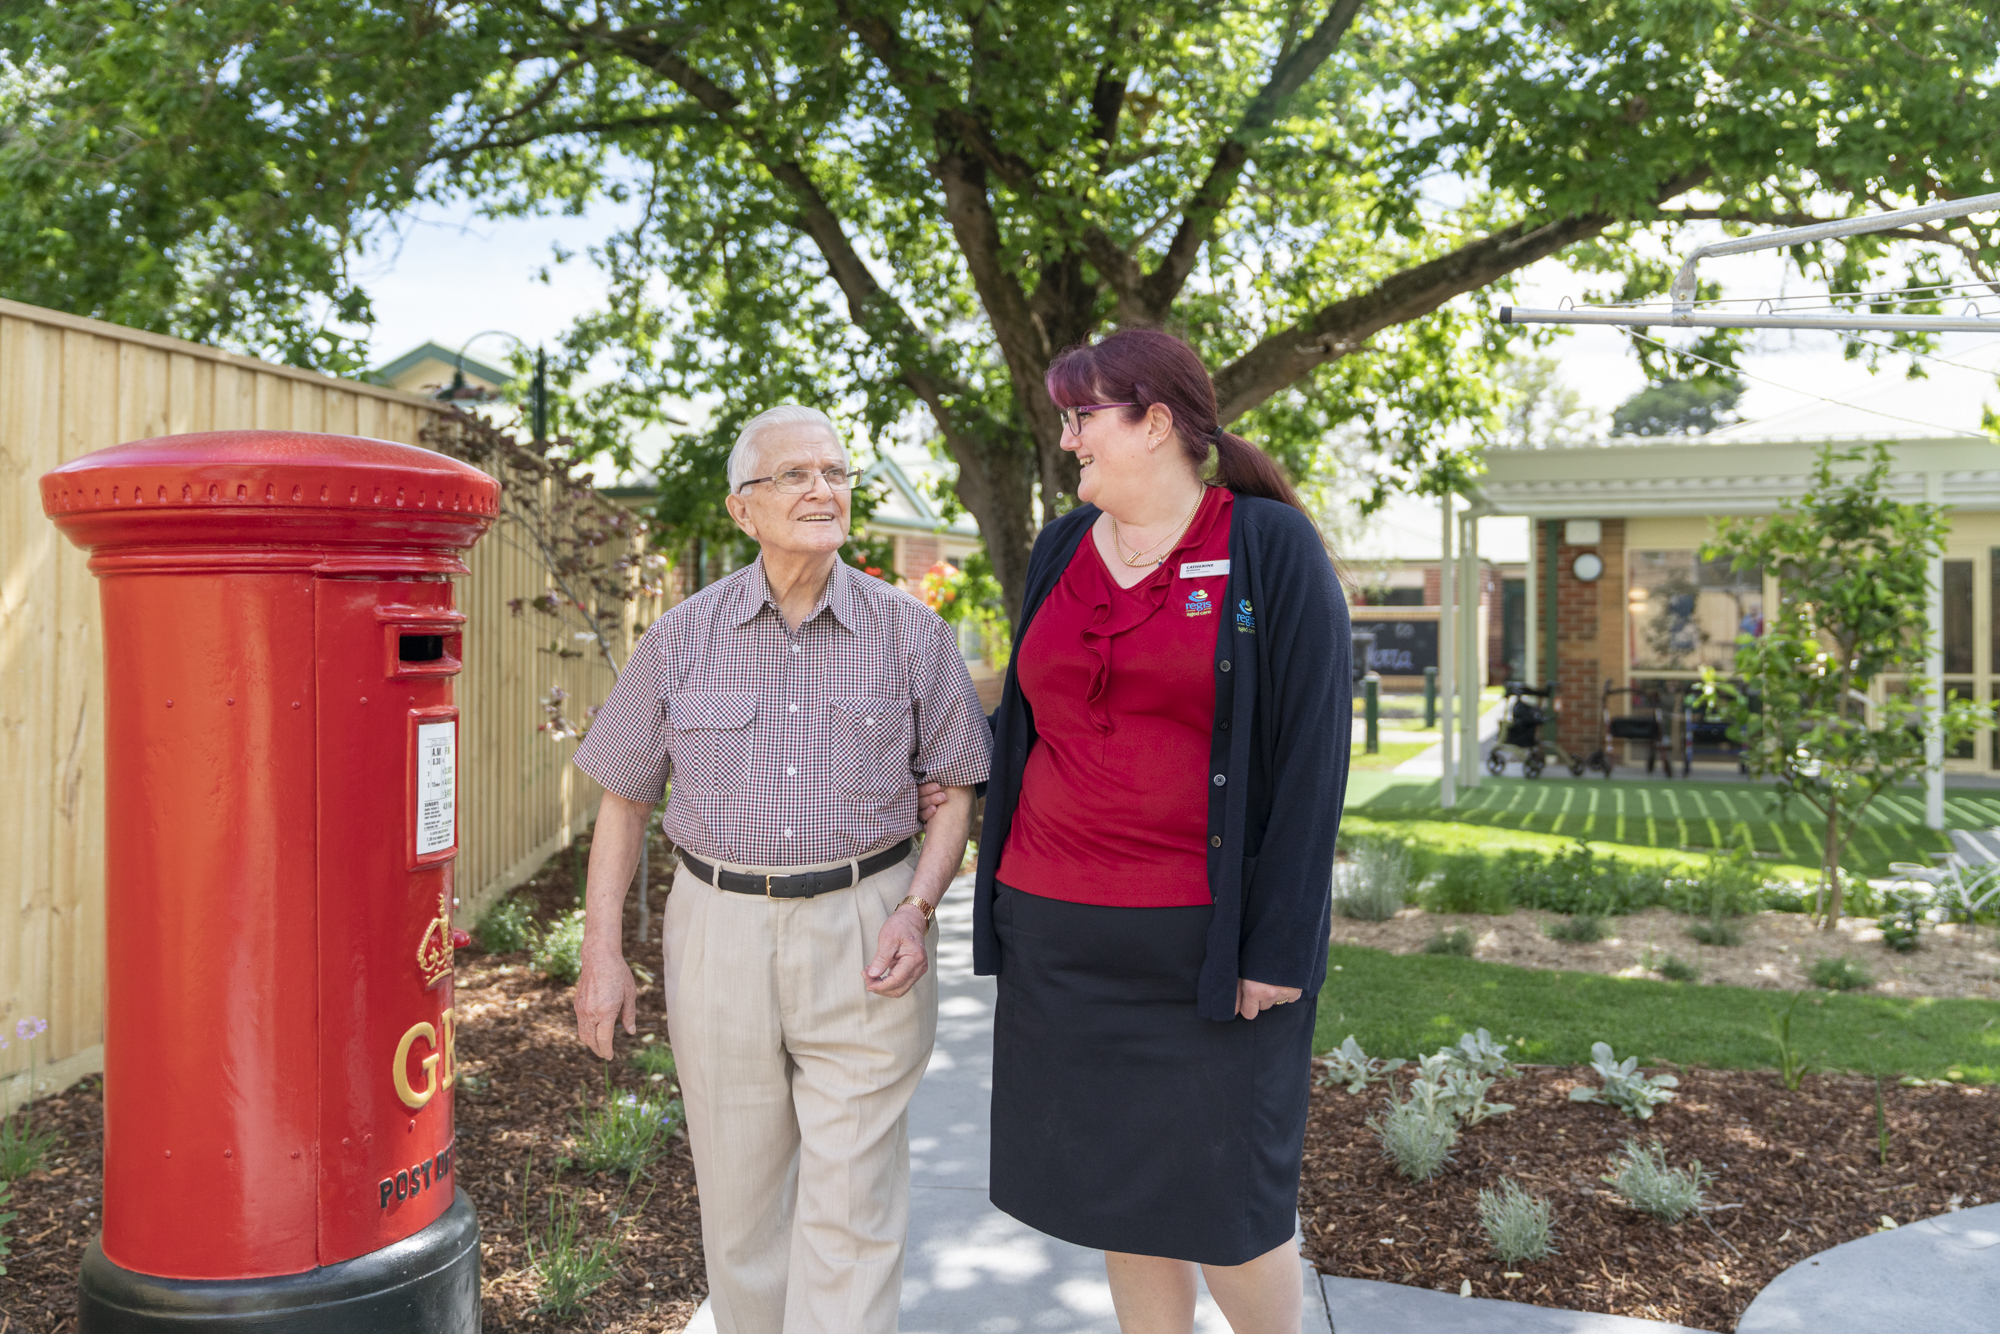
left=864, top=904, right=931, bottom=998
left=1235, top=978, right=1303, bottom=1020
left=917, top=780, right=948, bottom=825
left=571, top=789, right=652, bottom=1058
left=575, top=949, right=640, bottom=1057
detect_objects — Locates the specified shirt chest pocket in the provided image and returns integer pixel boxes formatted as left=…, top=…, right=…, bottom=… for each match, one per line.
left=830, top=695, right=915, bottom=796
left=668, top=691, right=757, bottom=795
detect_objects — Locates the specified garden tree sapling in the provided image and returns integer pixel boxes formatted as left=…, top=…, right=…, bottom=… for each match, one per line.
left=11, top=3, right=2000, bottom=616
left=1701, top=443, right=1989, bottom=928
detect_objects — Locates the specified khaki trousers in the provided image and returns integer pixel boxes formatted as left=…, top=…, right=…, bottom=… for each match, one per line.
left=662, top=852, right=936, bottom=1334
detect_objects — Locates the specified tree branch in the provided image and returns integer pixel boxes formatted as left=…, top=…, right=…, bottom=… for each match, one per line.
left=1213, top=174, right=1707, bottom=421
left=1129, top=0, right=1365, bottom=322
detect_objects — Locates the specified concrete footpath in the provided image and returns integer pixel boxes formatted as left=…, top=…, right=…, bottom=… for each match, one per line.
left=678, top=878, right=1720, bottom=1332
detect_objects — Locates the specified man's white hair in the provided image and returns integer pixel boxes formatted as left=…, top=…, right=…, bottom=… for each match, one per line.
left=728, top=405, right=847, bottom=489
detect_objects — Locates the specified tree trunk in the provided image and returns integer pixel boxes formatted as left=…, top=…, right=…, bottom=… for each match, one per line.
left=1821, top=803, right=1843, bottom=928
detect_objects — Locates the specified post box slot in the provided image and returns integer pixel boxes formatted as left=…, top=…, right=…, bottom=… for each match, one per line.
left=382, top=626, right=462, bottom=680
left=399, top=635, right=446, bottom=663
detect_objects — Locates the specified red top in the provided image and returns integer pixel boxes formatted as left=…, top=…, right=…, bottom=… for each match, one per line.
left=998, top=486, right=1233, bottom=907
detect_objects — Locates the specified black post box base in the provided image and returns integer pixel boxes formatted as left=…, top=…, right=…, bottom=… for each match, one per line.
left=79, top=1188, right=479, bottom=1333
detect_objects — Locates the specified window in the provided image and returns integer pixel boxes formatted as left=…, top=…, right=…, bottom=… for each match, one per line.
left=1945, top=560, right=1973, bottom=674
left=1628, top=551, right=1763, bottom=673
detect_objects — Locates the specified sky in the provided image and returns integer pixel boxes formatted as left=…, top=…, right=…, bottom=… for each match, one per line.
left=361, top=201, right=2000, bottom=565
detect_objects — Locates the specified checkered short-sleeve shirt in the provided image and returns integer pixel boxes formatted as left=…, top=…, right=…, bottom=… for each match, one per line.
left=573, top=557, right=992, bottom=866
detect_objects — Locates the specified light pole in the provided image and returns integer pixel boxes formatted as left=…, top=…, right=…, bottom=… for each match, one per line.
left=438, top=330, right=549, bottom=443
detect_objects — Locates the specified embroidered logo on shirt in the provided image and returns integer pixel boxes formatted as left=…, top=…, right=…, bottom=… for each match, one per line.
left=1235, top=598, right=1256, bottom=633
left=1185, top=588, right=1215, bottom=617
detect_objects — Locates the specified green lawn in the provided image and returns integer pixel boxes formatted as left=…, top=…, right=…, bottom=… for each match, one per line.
left=1315, top=944, right=2000, bottom=1083
left=1347, top=740, right=1432, bottom=772
left=1343, top=775, right=1959, bottom=878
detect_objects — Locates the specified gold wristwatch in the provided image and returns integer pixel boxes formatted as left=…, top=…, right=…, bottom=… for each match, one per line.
left=896, top=895, right=937, bottom=929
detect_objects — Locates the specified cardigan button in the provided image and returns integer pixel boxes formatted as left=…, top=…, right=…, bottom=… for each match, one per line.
left=1212, top=774, right=1226, bottom=786
left=1219, top=660, right=1232, bottom=673
left=1209, top=835, right=1222, bottom=848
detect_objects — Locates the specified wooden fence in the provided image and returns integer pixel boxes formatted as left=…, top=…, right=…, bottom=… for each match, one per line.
left=0, top=298, right=649, bottom=1110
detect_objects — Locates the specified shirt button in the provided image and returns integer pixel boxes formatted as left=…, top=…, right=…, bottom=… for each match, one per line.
left=788, top=703, right=799, bottom=714
left=1219, top=660, right=1232, bottom=673
left=1213, top=774, right=1226, bottom=786
left=786, top=766, right=797, bottom=776
left=783, top=828, right=794, bottom=839
left=865, top=717, right=876, bottom=727
left=789, top=643, right=800, bottom=653
left=1210, top=835, right=1222, bottom=848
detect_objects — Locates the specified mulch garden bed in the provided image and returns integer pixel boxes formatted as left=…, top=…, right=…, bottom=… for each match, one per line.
left=1, top=828, right=708, bottom=1333
left=1299, top=1064, right=2000, bottom=1331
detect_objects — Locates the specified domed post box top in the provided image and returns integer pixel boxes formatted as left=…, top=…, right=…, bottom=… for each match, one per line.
left=40, top=430, right=501, bottom=568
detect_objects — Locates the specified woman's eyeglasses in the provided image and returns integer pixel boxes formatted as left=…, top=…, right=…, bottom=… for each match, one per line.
left=1056, top=402, right=1137, bottom=434
left=737, top=465, right=859, bottom=494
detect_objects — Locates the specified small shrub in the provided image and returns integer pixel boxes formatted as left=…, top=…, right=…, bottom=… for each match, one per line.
left=568, top=1088, right=681, bottom=1177
left=1336, top=838, right=1413, bottom=921
left=1422, top=927, right=1474, bottom=956
left=1405, top=1052, right=1514, bottom=1126
left=1877, top=903, right=1923, bottom=953
left=527, top=1187, right=623, bottom=1315
left=1569, top=1042, right=1679, bottom=1119
left=1319, top=1036, right=1404, bottom=1094
left=1657, top=953, right=1700, bottom=983
left=1368, top=1093, right=1458, bottom=1182
left=1440, top=1028, right=1517, bottom=1081
left=0, top=1114, right=56, bottom=1182
left=1810, top=956, right=1873, bottom=992
left=533, top=908, right=587, bottom=983
left=1426, top=853, right=1516, bottom=915
left=1478, top=1178, right=1556, bottom=1263
left=1685, top=917, right=1744, bottom=946
left=1545, top=913, right=1606, bottom=943
left=1604, top=1139, right=1711, bottom=1222
left=475, top=895, right=537, bottom=954
left=630, top=1042, right=677, bottom=1081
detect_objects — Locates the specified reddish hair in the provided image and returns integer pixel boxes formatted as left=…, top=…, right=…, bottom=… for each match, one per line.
left=1045, top=328, right=1310, bottom=516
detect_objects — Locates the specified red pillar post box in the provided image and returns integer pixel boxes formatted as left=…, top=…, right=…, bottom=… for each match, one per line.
left=40, top=430, right=500, bottom=1332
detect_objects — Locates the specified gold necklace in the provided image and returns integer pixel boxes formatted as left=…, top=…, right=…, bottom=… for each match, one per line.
left=1112, top=488, right=1205, bottom=567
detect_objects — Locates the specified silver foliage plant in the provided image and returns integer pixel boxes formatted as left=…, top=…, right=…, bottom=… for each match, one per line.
left=1319, top=1036, right=1406, bottom=1094
left=1568, top=1042, right=1679, bottom=1119
left=1335, top=838, right=1413, bottom=921
left=1368, top=1091, right=1458, bottom=1182
left=1604, top=1139, right=1712, bottom=1222
left=1477, top=1178, right=1557, bottom=1263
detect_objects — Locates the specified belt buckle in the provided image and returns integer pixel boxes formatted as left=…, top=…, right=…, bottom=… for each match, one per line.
left=765, top=873, right=777, bottom=898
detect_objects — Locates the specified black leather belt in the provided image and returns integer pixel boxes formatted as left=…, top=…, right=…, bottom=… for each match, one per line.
left=681, top=838, right=914, bottom=899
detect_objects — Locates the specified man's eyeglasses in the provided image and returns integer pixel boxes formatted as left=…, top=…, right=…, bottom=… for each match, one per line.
left=1057, top=402, right=1137, bottom=434
left=737, top=465, right=859, bottom=494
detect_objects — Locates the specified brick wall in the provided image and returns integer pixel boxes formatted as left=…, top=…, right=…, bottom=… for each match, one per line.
left=1423, top=565, right=1441, bottom=606
left=1552, top=519, right=1625, bottom=754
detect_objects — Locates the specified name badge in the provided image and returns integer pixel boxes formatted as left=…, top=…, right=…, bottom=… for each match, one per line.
left=1180, top=559, right=1230, bottom=578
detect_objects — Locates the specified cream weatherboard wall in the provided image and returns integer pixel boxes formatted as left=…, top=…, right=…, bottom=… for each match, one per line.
left=0, top=299, right=633, bottom=1111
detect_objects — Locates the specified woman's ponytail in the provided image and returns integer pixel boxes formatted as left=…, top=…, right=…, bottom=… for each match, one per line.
left=1210, top=428, right=1308, bottom=516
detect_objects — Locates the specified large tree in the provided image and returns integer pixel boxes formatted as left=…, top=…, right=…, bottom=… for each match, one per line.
left=7, top=1, right=2000, bottom=616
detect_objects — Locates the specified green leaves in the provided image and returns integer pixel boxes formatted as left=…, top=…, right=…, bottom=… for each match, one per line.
left=10, top=2, right=2000, bottom=610
left=1700, top=443, right=1991, bottom=921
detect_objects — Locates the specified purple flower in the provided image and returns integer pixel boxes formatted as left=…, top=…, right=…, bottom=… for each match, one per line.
left=15, top=1016, right=46, bottom=1042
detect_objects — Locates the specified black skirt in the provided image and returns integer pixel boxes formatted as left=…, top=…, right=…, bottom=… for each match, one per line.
left=989, top=884, right=1316, bottom=1266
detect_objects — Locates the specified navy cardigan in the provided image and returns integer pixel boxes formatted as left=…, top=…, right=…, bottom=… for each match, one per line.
left=971, top=493, right=1352, bottom=1022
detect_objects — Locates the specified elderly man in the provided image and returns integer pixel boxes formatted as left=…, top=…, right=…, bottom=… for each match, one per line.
left=570, top=404, right=990, bottom=1334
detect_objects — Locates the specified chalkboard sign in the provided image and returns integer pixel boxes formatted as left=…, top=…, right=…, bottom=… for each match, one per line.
left=1350, top=618, right=1439, bottom=674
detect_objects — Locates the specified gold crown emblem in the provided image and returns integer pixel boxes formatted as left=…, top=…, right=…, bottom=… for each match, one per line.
left=417, top=887, right=455, bottom=990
